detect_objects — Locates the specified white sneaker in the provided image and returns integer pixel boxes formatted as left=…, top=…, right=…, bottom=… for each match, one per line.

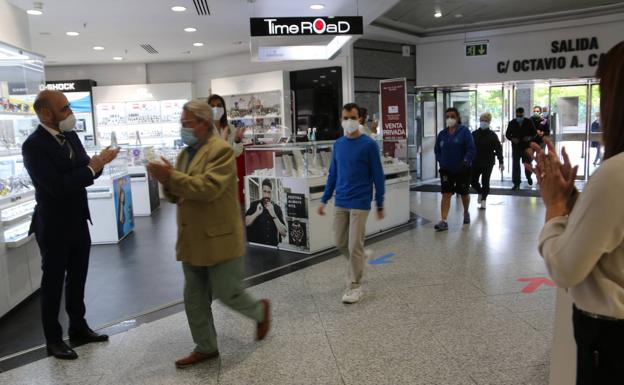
left=342, top=287, right=365, bottom=304
left=480, top=200, right=486, bottom=209
left=364, top=249, right=374, bottom=261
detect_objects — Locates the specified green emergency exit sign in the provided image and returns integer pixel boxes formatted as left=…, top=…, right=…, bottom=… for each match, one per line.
left=466, top=43, right=488, bottom=57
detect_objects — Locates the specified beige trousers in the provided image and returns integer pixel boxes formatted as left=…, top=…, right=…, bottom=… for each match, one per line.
left=334, top=207, right=370, bottom=289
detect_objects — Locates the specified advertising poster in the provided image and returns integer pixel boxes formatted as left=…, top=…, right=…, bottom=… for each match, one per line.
left=113, top=175, right=135, bottom=239
left=45, top=80, right=97, bottom=145
left=380, top=79, right=408, bottom=158
left=244, top=176, right=310, bottom=251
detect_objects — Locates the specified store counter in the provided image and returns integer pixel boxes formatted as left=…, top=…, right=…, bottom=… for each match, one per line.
left=87, top=172, right=135, bottom=244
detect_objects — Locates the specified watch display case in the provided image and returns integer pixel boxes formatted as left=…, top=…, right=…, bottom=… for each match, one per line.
left=95, top=99, right=186, bottom=147
left=243, top=140, right=411, bottom=254
left=0, top=42, right=45, bottom=317
left=224, top=91, right=289, bottom=145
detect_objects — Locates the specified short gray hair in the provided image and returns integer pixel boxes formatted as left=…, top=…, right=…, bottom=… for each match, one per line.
left=183, top=99, right=213, bottom=124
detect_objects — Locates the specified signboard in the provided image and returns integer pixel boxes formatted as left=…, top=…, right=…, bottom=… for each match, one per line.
left=380, top=79, right=408, bottom=141
left=250, top=17, right=363, bottom=37
left=43, top=79, right=96, bottom=93
left=286, top=193, right=307, bottom=219
left=466, top=43, right=488, bottom=57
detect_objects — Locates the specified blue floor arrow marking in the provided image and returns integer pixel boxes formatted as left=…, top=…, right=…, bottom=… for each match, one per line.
left=368, top=252, right=396, bottom=265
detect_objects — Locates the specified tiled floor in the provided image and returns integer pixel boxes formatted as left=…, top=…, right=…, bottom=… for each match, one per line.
left=0, top=192, right=554, bottom=385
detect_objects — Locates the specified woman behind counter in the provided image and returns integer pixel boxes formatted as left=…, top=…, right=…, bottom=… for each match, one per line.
left=532, top=41, right=624, bottom=384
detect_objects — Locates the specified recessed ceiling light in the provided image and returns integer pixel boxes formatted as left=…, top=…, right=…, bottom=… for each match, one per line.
left=330, top=69, right=337, bottom=73
left=66, top=32, right=79, bottom=37
left=171, top=6, right=186, bottom=12
left=313, top=79, right=319, bottom=82
left=193, top=42, right=204, bottom=47
left=93, top=46, right=105, bottom=50
left=27, top=9, right=43, bottom=15
left=434, top=11, right=443, bottom=18
left=310, top=4, right=325, bottom=10
left=320, top=75, right=326, bottom=79
left=184, top=27, right=197, bottom=32
left=454, top=14, right=463, bottom=18
left=113, top=57, right=123, bottom=61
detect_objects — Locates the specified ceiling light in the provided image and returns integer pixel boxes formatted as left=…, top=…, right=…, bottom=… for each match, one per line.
left=113, top=57, right=123, bottom=61
left=313, top=79, right=318, bottom=83
left=310, top=4, right=325, bottom=10
left=320, top=75, right=326, bottom=79
left=27, top=9, right=43, bottom=15
left=454, top=14, right=463, bottom=18
left=434, top=11, right=442, bottom=18
left=330, top=69, right=337, bottom=73
left=184, top=27, right=197, bottom=32
left=66, top=32, right=79, bottom=37
left=193, top=42, right=204, bottom=47
left=171, top=6, right=186, bottom=12
left=93, top=46, right=104, bottom=50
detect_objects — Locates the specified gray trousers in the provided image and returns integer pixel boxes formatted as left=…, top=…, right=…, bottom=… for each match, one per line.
left=334, top=207, right=370, bottom=289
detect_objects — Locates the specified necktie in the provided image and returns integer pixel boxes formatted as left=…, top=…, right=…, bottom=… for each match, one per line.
left=56, top=134, right=72, bottom=159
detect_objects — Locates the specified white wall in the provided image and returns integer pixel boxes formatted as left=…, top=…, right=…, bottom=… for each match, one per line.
left=0, top=0, right=31, bottom=50
left=416, top=13, right=624, bottom=87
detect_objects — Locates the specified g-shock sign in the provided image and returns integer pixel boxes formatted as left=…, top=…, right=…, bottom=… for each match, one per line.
left=250, top=17, right=363, bottom=37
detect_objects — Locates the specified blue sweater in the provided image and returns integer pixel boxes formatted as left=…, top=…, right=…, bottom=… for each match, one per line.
left=434, top=125, right=476, bottom=173
left=321, top=135, right=385, bottom=211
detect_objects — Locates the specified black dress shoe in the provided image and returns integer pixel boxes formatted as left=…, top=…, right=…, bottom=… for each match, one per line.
left=69, top=328, right=109, bottom=344
left=47, top=341, right=78, bottom=360
left=511, top=185, right=520, bottom=191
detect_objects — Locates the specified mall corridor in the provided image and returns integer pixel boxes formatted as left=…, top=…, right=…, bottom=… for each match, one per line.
left=0, top=193, right=553, bottom=385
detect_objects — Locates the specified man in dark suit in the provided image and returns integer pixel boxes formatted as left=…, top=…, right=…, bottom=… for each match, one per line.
left=505, top=107, right=537, bottom=190
left=22, top=90, right=120, bottom=360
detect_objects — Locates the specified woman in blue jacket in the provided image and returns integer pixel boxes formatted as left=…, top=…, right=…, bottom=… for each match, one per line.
left=434, top=107, right=476, bottom=231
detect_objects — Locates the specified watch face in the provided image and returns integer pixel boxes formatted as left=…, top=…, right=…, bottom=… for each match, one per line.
left=288, top=220, right=307, bottom=248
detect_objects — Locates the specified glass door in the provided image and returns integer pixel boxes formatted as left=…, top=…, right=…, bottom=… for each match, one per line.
left=445, top=90, right=478, bottom=130
left=550, top=83, right=590, bottom=180
left=416, top=89, right=438, bottom=181
left=589, top=83, right=601, bottom=176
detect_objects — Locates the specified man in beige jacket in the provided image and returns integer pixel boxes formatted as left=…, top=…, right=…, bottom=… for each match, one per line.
left=147, top=100, right=270, bottom=368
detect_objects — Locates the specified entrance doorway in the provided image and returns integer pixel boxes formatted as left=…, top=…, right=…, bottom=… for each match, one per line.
left=415, top=78, right=600, bottom=186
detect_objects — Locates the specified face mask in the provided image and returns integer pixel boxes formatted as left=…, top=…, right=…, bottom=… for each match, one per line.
left=516, top=116, right=524, bottom=123
left=479, top=122, right=490, bottom=130
left=59, top=114, right=76, bottom=132
left=342, top=119, right=359, bottom=134
left=446, top=118, right=457, bottom=128
left=533, top=111, right=541, bottom=117
left=212, top=107, right=224, bottom=121
left=180, top=127, right=198, bottom=146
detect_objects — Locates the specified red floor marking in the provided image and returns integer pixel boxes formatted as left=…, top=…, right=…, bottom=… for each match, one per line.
left=518, top=277, right=556, bottom=294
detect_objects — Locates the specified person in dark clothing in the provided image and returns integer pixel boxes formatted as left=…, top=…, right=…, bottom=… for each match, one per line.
left=433, top=107, right=476, bottom=231
left=531, top=106, right=551, bottom=146
left=591, top=112, right=602, bottom=166
left=506, top=107, right=537, bottom=190
left=471, top=113, right=504, bottom=209
left=245, top=179, right=287, bottom=246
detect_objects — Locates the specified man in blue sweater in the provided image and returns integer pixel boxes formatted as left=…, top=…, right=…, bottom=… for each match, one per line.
left=318, top=103, right=385, bottom=304
left=434, top=107, right=476, bottom=231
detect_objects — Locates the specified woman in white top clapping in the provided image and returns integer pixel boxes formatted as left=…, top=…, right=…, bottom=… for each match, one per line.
left=531, top=41, right=624, bottom=385
left=207, top=94, right=244, bottom=157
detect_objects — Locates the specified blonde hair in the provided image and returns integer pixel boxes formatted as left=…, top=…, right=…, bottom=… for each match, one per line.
left=479, top=112, right=492, bottom=123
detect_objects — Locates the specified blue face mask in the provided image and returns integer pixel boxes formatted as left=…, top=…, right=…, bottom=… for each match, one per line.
left=479, top=122, right=490, bottom=130
left=180, top=127, right=198, bottom=146
left=516, top=116, right=524, bottom=124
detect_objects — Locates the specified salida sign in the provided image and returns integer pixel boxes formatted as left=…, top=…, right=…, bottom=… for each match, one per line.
left=497, top=37, right=605, bottom=74
left=250, top=17, right=363, bottom=37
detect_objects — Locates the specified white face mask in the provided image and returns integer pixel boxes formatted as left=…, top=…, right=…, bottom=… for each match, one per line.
left=59, top=114, right=76, bottom=132
left=342, top=119, right=359, bottom=134
left=479, top=122, right=490, bottom=130
left=446, top=118, right=457, bottom=128
left=212, top=107, right=225, bottom=121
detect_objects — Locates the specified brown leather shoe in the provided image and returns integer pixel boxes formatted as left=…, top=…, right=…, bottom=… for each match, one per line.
left=256, top=299, right=271, bottom=341
left=175, top=351, right=219, bottom=368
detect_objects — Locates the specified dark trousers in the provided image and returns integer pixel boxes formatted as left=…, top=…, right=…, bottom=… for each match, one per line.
left=512, top=146, right=532, bottom=186
left=35, top=222, right=91, bottom=344
left=471, top=164, right=494, bottom=200
left=573, top=305, right=624, bottom=384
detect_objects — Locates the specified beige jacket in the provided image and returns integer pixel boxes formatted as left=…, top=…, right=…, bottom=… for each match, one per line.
left=539, top=152, right=624, bottom=318
left=165, top=135, right=245, bottom=266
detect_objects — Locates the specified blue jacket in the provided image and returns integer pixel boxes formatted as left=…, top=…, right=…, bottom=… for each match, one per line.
left=435, top=125, right=476, bottom=173
left=321, top=135, right=385, bottom=211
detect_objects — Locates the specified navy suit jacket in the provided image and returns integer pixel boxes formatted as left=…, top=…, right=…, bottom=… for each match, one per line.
left=22, top=125, right=101, bottom=238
